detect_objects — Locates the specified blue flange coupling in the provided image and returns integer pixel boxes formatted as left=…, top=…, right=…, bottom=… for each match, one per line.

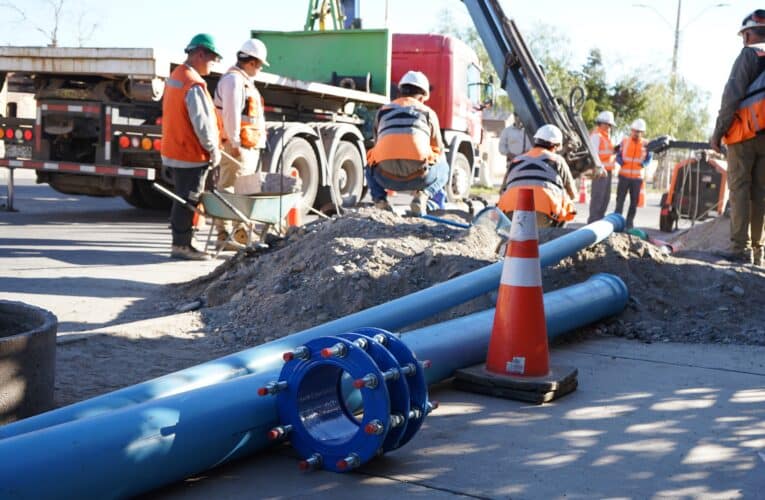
left=259, top=328, right=434, bottom=473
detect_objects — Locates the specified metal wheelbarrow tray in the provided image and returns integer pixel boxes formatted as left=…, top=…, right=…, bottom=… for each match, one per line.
left=200, top=191, right=301, bottom=225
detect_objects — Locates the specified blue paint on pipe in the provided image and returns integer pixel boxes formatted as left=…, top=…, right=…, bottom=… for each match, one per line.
left=0, top=274, right=628, bottom=499
left=0, top=214, right=625, bottom=441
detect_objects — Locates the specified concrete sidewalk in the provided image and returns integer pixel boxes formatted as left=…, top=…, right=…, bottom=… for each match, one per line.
left=147, top=337, right=765, bottom=499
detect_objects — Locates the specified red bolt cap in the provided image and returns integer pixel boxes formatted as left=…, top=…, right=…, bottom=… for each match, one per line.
left=282, top=351, right=295, bottom=362
left=257, top=387, right=269, bottom=396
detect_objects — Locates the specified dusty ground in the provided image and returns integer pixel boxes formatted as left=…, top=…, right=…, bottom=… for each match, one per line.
left=55, top=209, right=765, bottom=407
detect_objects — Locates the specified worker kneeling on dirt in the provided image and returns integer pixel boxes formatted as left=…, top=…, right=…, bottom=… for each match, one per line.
left=365, top=70, right=449, bottom=216
left=497, top=124, right=577, bottom=227
left=213, top=38, right=269, bottom=251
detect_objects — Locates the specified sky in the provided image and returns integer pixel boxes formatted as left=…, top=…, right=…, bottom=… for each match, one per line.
left=0, top=0, right=762, bottom=130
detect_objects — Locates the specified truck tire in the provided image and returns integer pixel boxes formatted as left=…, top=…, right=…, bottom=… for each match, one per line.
left=658, top=192, right=678, bottom=232
left=122, top=180, right=172, bottom=211
left=446, top=152, right=472, bottom=202
left=331, top=141, right=364, bottom=206
left=282, top=137, right=319, bottom=214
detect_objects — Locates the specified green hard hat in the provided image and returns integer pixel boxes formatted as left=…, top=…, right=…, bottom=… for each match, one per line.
left=185, top=33, right=222, bottom=57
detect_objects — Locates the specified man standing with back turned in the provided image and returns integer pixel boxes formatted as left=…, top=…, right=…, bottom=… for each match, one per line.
left=711, top=10, right=765, bottom=266
left=161, top=33, right=222, bottom=260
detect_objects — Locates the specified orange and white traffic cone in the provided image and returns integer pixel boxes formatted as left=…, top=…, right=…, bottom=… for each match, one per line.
left=453, top=187, right=578, bottom=403
left=637, top=180, right=646, bottom=208
left=486, top=187, right=549, bottom=377
left=578, top=177, right=588, bottom=204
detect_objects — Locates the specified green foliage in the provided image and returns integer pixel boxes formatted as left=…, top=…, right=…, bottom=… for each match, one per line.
left=431, top=9, right=710, bottom=140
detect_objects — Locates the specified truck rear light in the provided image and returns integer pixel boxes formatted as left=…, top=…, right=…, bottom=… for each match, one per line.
left=153, top=138, right=161, bottom=151
left=14, top=129, right=23, bottom=140
left=155, top=117, right=162, bottom=125
left=130, top=136, right=140, bottom=148
left=5, top=129, right=13, bottom=139
left=140, top=137, right=152, bottom=150
left=23, top=129, right=33, bottom=141
left=118, top=135, right=130, bottom=149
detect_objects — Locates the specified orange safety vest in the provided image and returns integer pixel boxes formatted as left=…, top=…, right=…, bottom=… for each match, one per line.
left=497, top=147, right=576, bottom=222
left=723, top=46, right=765, bottom=145
left=591, top=127, right=615, bottom=171
left=366, top=97, right=440, bottom=166
left=619, top=137, right=647, bottom=179
left=161, top=65, right=218, bottom=163
left=216, top=67, right=266, bottom=149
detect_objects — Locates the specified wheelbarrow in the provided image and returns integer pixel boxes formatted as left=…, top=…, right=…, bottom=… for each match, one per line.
left=152, top=183, right=302, bottom=257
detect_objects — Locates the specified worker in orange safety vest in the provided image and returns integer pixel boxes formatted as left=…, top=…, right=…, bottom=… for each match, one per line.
left=365, top=70, right=449, bottom=216
left=587, top=110, right=616, bottom=223
left=497, top=124, right=577, bottom=227
left=614, top=118, right=652, bottom=229
left=161, top=33, right=222, bottom=261
left=212, top=38, right=269, bottom=251
left=711, top=9, right=765, bottom=266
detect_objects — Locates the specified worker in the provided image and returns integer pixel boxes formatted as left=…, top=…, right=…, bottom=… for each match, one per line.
left=614, top=118, right=651, bottom=229
left=587, top=110, right=616, bottom=223
left=498, top=113, right=530, bottom=165
left=212, top=38, right=269, bottom=251
left=365, top=70, right=449, bottom=216
left=497, top=124, right=577, bottom=227
left=161, top=33, right=222, bottom=261
left=710, top=10, right=765, bottom=266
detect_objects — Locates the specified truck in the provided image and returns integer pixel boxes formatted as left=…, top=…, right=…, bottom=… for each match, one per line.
left=1, top=0, right=598, bottom=214
left=0, top=23, right=492, bottom=213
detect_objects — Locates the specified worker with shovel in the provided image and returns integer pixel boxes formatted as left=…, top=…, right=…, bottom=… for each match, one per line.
left=161, top=33, right=222, bottom=261
left=213, top=38, right=269, bottom=251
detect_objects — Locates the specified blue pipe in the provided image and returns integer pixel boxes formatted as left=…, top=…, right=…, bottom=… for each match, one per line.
left=0, top=214, right=624, bottom=440
left=419, top=214, right=472, bottom=228
left=0, top=274, right=628, bottom=499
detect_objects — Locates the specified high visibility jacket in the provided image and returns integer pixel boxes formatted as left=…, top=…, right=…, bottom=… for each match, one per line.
left=724, top=45, right=765, bottom=145
left=618, top=137, right=647, bottom=179
left=215, top=67, right=266, bottom=149
left=497, top=147, right=576, bottom=222
left=590, top=127, right=615, bottom=171
left=366, top=97, right=441, bottom=169
left=161, top=64, right=217, bottom=163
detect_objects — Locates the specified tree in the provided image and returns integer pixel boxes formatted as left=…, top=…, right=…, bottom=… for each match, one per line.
left=641, top=76, right=710, bottom=140
left=0, top=0, right=98, bottom=47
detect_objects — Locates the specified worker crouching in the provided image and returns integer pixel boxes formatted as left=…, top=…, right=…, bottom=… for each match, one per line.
left=365, top=71, right=449, bottom=215
left=497, top=124, right=577, bottom=227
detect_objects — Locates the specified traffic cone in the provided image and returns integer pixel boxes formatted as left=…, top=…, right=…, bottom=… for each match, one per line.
left=637, top=180, right=646, bottom=208
left=578, top=177, right=588, bottom=203
left=286, top=207, right=301, bottom=227
left=453, top=187, right=578, bottom=404
left=486, top=188, right=549, bottom=376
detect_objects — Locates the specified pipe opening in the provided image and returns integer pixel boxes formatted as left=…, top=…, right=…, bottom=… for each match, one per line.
left=297, top=365, right=363, bottom=445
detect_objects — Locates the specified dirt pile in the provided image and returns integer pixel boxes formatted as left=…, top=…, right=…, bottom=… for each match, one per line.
left=55, top=210, right=765, bottom=406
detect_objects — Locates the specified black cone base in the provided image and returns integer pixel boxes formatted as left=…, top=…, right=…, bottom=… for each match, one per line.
left=453, top=364, right=578, bottom=405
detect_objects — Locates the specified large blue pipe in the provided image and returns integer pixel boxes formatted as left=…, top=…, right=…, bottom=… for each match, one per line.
left=0, top=214, right=624, bottom=440
left=0, top=274, right=628, bottom=499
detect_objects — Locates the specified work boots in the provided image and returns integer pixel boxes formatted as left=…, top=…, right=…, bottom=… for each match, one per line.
left=409, top=191, right=429, bottom=216
left=171, top=244, right=210, bottom=261
left=714, top=248, right=753, bottom=265
left=753, top=247, right=763, bottom=267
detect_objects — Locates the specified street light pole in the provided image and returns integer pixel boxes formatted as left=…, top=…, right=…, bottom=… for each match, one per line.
left=671, top=0, right=681, bottom=91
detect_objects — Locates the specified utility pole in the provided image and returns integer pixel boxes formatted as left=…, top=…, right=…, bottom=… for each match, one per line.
left=671, top=0, right=681, bottom=92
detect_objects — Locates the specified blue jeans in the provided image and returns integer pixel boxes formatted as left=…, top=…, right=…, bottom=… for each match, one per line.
left=365, top=158, right=450, bottom=202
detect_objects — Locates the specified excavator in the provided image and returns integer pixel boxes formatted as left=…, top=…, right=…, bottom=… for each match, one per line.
left=312, top=0, right=602, bottom=178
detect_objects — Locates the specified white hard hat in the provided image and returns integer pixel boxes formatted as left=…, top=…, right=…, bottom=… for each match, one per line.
left=239, top=38, right=269, bottom=66
left=739, top=10, right=765, bottom=35
left=630, top=118, right=647, bottom=132
left=398, top=70, right=430, bottom=98
left=533, top=124, right=563, bottom=145
left=595, top=110, right=615, bottom=126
